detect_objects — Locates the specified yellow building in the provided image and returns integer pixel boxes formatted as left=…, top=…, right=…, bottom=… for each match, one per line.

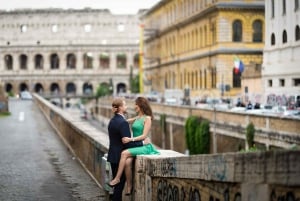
left=141, top=0, right=265, bottom=103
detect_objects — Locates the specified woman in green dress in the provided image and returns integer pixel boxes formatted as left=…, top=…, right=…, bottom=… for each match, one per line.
left=108, top=97, right=159, bottom=194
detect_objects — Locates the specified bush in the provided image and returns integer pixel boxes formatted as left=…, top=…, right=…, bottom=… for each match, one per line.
left=185, top=116, right=210, bottom=155
left=246, top=122, right=255, bottom=148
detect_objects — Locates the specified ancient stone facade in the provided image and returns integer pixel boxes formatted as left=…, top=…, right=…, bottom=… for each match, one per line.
left=0, top=8, right=141, bottom=96
left=141, top=0, right=265, bottom=101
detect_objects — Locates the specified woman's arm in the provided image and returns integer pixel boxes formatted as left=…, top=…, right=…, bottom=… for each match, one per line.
left=127, top=116, right=137, bottom=124
left=131, top=116, right=151, bottom=142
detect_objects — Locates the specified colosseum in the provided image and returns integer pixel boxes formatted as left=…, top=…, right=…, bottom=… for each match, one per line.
left=0, top=8, right=141, bottom=97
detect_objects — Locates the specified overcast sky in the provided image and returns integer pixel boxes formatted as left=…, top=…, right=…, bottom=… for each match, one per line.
left=0, top=0, right=161, bottom=14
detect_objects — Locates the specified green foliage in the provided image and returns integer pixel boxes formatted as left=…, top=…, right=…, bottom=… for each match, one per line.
left=185, top=116, right=210, bottom=155
left=7, top=91, right=14, bottom=97
left=160, top=114, right=166, bottom=134
left=246, top=122, right=255, bottom=148
left=96, top=83, right=112, bottom=98
left=0, top=112, right=11, bottom=117
left=130, top=74, right=140, bottom=93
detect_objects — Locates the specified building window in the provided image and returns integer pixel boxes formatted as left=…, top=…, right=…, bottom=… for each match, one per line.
left=293, top=78, right=300, bottom=86
left=271, top=33, right=276, bottom=45
left=282, top=0, right=286, bottom=15
left=295, top=25, right=300, bottom=41
left=268, top=79, right=273, bottom=87
left=232, top=69, right=241, bottom=88
left=116, top=53, right=127, bottom=68
left=296, top=0, right=299, bottom=11
left=4, top=55, right=13, bottom=70
left=283, top=30, right=288, bottom=43
left=66, top=53, right=76, bottom=69
left=20, top=24, right=27, bottom=33
left=99, top=53, right=110, bottom=69
left=252, top=20, right=263, bottom=42
left=232, top=20, right=243, bottom=42
left=35, top=54, right=44, bottom=69
left=52, top=24, right=58, bottom=33
left=279, top=79, right=285, bottom=87
left=271, top=0, right=275, bottom=18
left=83, top=52, right=93, bottom=69
left=50, top=53, right=59, bottom=69
left=84, top=24, right=92, bottom=32
left=19, top=54, right=27, bottom=70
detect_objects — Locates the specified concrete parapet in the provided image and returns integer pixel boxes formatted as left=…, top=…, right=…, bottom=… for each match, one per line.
left=34, top=94, right=300, bottom=201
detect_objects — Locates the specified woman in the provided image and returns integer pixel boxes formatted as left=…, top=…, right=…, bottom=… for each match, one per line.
left=108, top=97, right=160, bottom=194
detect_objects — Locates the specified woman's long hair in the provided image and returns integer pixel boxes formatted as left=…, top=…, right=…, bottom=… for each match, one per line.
left=135, top=97, right=154, bottom=120
left=111, top=98, right=124, bottom=114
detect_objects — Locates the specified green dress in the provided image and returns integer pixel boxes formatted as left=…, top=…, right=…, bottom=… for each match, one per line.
left=127, top=116, right=160, bottom=156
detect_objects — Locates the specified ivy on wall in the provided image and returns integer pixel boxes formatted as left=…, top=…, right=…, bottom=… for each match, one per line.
left=185, top=116, right=210, bottom=155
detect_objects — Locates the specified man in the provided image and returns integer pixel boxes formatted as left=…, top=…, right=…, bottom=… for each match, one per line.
left=107, top=98, right=142, bottom=201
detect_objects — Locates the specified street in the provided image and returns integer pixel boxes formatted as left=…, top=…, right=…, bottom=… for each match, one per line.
left=0, top=99, right=105, bottom=201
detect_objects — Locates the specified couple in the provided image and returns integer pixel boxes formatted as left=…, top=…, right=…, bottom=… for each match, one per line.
left=107, top=96, right=160, bottom=201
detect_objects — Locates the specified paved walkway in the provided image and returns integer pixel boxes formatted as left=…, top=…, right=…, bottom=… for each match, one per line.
left=0, top=99, right=106, bottom=201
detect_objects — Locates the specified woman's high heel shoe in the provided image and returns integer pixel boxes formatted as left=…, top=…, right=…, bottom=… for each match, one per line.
left=125, top=188, right=133, bottom=196
left=108, top=179, right=120, bottom=187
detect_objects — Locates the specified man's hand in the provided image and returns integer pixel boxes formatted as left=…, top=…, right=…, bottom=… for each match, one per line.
left=122, top=137, right=131, bottom=144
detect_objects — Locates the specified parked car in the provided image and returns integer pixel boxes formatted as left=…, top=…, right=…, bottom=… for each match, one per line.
left=20, top=91, right=33, bottom=100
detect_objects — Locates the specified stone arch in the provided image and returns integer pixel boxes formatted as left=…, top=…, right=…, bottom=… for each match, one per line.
left=34, top=83, right=44, bottom=94
left=50, top=83, right=60, bottom=94
left=83, top=82, right=93, bottom=95
left=19, top=82, right=28, bottom=92
left=66, top=53, right=76, bottom=69
left=34, top=54, right=44, bottom=69
left=50, top=53, right=60, bottom=69
left=66, top=82, right=76, bottom=94
left=19, top=54, right=28, bottom=70
left=5, top=83, right=13, bottom=93
left=116, top=83, right=126, bottom=93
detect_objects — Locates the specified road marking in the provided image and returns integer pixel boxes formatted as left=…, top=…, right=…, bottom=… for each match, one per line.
left=19, top=112, right=25, bottom=122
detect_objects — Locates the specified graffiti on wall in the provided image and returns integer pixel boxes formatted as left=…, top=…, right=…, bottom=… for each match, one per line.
left=156, top=179, right=241, bottom=201
left=270, top=189, right=300, bottom=201
left=266, top=94, right=298, bottom=109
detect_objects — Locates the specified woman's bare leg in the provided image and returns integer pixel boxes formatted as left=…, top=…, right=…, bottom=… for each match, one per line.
left=125, top=157, right=133, bottom=194
left=109, top=150, right=132, bottom=186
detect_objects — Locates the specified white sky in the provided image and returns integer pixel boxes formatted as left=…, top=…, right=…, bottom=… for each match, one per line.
left=0, top=0, right=161, bottom=14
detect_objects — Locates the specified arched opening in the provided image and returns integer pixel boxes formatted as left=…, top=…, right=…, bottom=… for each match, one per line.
left=4, top=55, right=13, bottom=70
left=99, top=53, right=110, bottom=69
left=116, top=53, right=127, bottom=68
left=50, top=53, right=59, bottom=69
left=66, top=53, right=76, bottom=69
left=271, top=33, right=276, bottom=45
left=83, top=52, right=93, bottom=69
left=232, top=20, right=243, bottom=42
left=83, top=83, right=93, bottom=95
left=252, top=19, right=263, bottom=42
left=34, top=83, right=44, bottom=94
left=117, top=83, right=126, bottom=93
left=50, top=83, right=60, bottom=94
left=295, top=25, right=300, bottom=41
left=66, top=82, right=76, bottom=94
left=35, top=54, right=44, bottom=69
left=282, top=30, right=288, bottom=43
left=5, top=83, right=13, bottom=93
left=19, top=83, right=28, bottom=92
left=19, top=54, right=27, bottom=70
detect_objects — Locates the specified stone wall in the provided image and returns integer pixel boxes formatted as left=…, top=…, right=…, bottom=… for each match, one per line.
left=34, top=94, right=300, bottom=201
